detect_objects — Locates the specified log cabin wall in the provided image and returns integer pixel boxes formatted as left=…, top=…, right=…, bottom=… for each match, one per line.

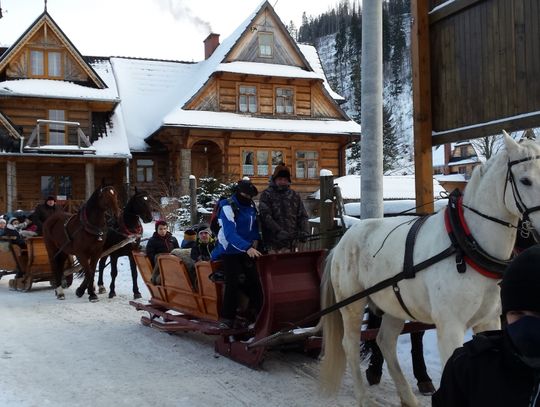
left=429, top=0, right=540, bottom=143
left=130, top=152, right=171, bottom=201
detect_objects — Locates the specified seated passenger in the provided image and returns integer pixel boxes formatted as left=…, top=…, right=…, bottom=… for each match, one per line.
left=146, top=220, right=180, bottom=268
left=19, top=216, right=38, bottom=238
left=30, top=196, right=62, bottom=235
left=4, top=218, right=26, bottom=249
left=190, top=226, right=216, bottom=262
left=180, top=228, right=197, bottom=249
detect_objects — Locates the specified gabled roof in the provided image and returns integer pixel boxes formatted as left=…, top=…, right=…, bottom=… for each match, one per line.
left=0, top=11, right=106, bottom=89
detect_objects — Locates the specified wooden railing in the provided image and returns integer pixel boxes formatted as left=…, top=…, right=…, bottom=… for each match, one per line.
left=24, top=120, right=94, bottom=154
left=13, top=199, right=85, bottom=214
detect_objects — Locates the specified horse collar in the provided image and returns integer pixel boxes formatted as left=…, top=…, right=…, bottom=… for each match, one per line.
left=445, top=190, right=510, bottom=279
left=120, top=215, right=143, bottom=237
left=79, top=204, right=106, bottom=241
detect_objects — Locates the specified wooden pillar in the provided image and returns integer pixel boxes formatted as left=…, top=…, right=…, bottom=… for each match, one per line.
left=85, top=162, right=95, bottom=199
left=411, top=0, right=434, bottom=213
left=189, top=176, right=198, bottom=225
left=6, top=160, right=16, bottom=212
left=319, top=171, right=336, bottom=250
left=180, top=148, right=191, bottom=196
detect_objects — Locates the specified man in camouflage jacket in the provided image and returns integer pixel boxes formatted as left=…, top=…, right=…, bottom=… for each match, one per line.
left=259, top=163, right=309, bottom=252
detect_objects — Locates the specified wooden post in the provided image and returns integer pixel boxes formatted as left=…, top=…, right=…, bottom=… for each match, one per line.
left=85, top=162, right=95, bottom=199
left=411, top=0, right=434, bottom=213
left=319, top=171, right=335, bottom=250
left=180, top=149, right=191, bottom=196
left=189, top=175, right=198, bottom=226
left=6, top=160, right=16, bottom=212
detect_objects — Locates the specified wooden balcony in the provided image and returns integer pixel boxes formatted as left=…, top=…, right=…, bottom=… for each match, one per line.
left=23, top=120, right=96, bottom=155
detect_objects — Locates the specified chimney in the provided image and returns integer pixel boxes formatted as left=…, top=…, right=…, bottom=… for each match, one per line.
left=204, top=33, right=220, bottom=60
left=444, top=143, right=452, bottom=174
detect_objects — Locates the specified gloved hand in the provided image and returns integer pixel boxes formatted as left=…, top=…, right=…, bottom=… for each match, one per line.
left=276, top=230, right=290, bottom=242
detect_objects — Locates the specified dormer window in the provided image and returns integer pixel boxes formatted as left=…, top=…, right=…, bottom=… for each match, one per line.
left=258, top=32, right=273, bottom=58
left=29, top=49, right=63, bottom=78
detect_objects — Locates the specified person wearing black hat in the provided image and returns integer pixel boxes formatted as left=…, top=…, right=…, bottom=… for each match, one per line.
left=433, top=245, right=540, bottom=406
left=30, top=195, right=62, bottom=235
left=259, top=162, right=309, bottom=253
left=211, top=179, right=262, bottom=329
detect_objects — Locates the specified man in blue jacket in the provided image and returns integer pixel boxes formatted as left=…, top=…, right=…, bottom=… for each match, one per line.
left=211, top=179, right=262, bottom=329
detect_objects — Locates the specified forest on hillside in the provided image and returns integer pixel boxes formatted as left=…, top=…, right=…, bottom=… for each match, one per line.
left=286, top=0, right=412, bottom=174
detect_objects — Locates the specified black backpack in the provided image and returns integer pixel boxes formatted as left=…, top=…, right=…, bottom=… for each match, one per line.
left=209, top=196, right=239, bottom=236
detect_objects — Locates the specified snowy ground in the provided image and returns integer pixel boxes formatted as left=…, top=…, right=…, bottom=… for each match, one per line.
left=0, top=225, right=443, bottom=407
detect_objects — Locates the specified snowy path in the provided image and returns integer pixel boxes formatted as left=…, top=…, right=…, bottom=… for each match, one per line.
left=0, top=255, right=441, bottom=407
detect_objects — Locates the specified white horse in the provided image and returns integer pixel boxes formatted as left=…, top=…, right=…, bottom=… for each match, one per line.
left=320, top=133, right=540, bottom=406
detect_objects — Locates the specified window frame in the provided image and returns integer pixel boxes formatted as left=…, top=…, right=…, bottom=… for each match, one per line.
left=135, top=159, right=155, bottom=183
left=241, top=148, right=285, bottom=178
left=237, top=83, right=258, bottom=113
left=275, top=86, right=295, bottom=115
left=47, top=109, right=66, bottom=145
left=28, top=48, right=64, bottom=79
left=40, top=175, right=72, bottom=199
left=257, top=32, right=274, bottom=58
left=294, top=150, right=319, bottom=179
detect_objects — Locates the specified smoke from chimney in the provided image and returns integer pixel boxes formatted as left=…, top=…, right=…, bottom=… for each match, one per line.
left=153, top=0, right=212, bottom=34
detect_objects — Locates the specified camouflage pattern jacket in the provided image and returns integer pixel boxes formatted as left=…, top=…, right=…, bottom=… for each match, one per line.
left=258, top=183, right=308, bottom=250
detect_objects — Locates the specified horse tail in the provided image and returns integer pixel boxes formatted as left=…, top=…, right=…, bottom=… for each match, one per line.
left=319, top=249, right=346, bottom=396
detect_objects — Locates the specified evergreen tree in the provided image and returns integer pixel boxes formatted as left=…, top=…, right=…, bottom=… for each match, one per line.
left=286, top=20, right=298, bottom=41
left=383, top=104, right=400, bottom=172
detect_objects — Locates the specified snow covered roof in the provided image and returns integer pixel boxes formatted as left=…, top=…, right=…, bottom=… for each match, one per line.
left=434, top=173, right=467, bottom=182
left=162, top=109, right=361, bottom=135
left=298, top=43, right=344, bottom=101
left=310, top=174, right=445, bottom=200
left=215, top=61, right=323, bottom=80
left=0, top=78, right=118, bottom=102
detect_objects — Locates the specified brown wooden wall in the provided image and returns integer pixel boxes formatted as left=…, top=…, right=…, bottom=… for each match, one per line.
left=0, top=97, right=112, bottom=142
left=429, top=0, right=540, bottom=143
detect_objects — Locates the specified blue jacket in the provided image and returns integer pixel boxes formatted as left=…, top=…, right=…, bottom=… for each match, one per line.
left=211, top=195, right=259, bottom=260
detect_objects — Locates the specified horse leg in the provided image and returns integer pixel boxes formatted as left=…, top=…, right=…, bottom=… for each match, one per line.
left=435, top=320, right=466, bottom=367
left=472, top=317, right=501, bottom=334
left=53, top=252, right=68, bottom=300
left=410, top=331, right=435, bottom=395
left=377, top=314, right=419, bottom=407
left=109, top=256, right=118, bottom=298
left=365, top=309, right=384, bottom=385
left=97, top=256, right=107, bottom=294
left=342, top=306, right=370, bottom=406
left=87, top=258, right=99, bottom=302
left=129, top=254, right=141, bottom=299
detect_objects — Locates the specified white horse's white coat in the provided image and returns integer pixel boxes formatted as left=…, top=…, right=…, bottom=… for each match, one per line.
left=320, top=135, right=540, bottom=406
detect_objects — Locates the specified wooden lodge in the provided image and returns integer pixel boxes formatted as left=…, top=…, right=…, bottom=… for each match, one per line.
left=0, top=1, right=360, bottom=214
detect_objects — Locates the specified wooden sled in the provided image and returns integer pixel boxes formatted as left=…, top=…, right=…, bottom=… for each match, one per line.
left=130, top=250, right=326, bottom=368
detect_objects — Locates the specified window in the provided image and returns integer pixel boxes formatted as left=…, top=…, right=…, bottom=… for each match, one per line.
left=238, top=85, right=257, bottom=113
left=48, top=51, right=62, bottom=77
left=41, top=175, right=72, bottom=199
left=242, top=149, right=283, bottom=177
left=30, top=50, right=44, bottom=76
left=276, top=87, right=294, bottom=115
left=296, top=151, right=318, bottom=179
left=258, top=32, right=273, bottom=58
left=48, top=110, right=65, bottom=145
left=136, top=159, right=154, bottom=182
left=29, top=49, right=63, bottom=78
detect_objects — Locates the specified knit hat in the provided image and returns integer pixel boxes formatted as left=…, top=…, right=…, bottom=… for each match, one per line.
left=183, top=228, right=197, bottom=242
left=155, top=220, right=168, bottom=232
left=272, top=163, right=291, bottom=182
left=46, top=196, right=56, bottom=202
left=501, top=245, right=540, bottom=314
left=237, top=179, right=258, bottom=197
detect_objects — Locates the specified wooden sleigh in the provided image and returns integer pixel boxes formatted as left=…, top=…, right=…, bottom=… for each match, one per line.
left=5, top=237, right=73, bottom=291
left=130, top=250, right=327, bottom=368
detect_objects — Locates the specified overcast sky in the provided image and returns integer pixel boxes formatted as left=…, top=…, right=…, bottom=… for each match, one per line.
left=0, top=0, right=336, bottom=61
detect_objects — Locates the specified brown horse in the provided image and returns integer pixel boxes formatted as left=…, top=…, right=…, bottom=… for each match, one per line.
left=43, top=185, right=120, bottom=302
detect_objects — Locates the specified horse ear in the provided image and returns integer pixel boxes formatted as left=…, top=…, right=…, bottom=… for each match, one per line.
left=503, top=130, right=519, bottom=156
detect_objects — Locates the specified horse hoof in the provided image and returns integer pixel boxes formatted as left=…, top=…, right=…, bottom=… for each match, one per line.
left=55, top=290, right=65, bottom=300
left=89, top=294, right=99, bottom=302
left=133, top=292, right=142, bottom=300
left=108, top=291, right=116, bottom=299
left=98, top=286, right=107, bottom=294
left=417, top=381, right=436, bottom=395
left=366, top=368, right=382, bottom=386
left=75, top=287, right=85, bottom=298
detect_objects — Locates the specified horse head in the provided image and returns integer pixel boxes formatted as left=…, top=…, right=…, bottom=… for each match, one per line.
left=97, top=185, right=121, bottom=219
left=127, top=187, right=153, bottom=223
left=502, top=131, right=540, bottom=240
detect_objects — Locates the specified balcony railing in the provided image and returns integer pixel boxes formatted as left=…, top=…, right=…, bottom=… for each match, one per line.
left=24, top=120, right=95, bottom=154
